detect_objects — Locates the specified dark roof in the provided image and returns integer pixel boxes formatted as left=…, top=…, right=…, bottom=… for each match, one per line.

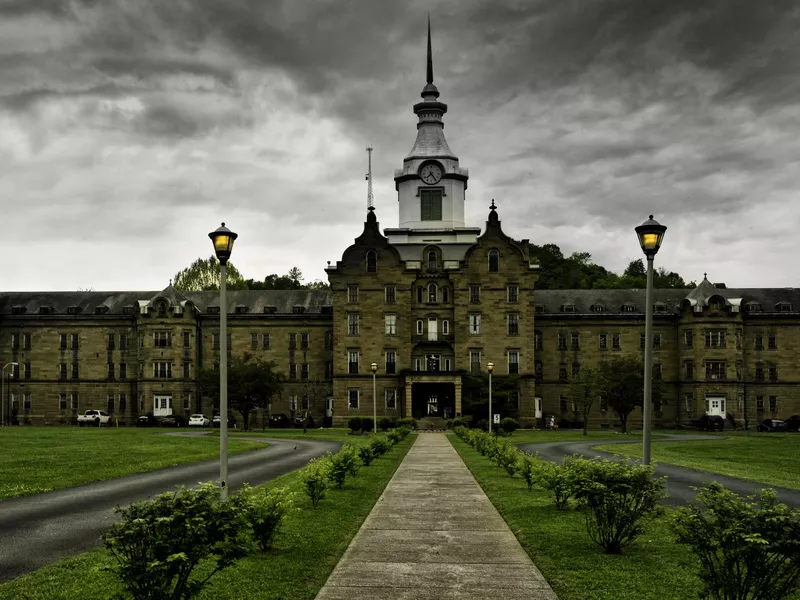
left=0, top=290, right=333, bottom=316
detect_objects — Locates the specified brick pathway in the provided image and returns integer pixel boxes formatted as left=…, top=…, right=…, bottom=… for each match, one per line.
left=315, top=433, right=558, bottom=599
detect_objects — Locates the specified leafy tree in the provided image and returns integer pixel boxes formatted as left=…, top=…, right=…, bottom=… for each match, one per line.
left=564, top=367, right=602, bottom=436
left=198, top=353, right=284, bottom=430
left=596, top=355, right=664, bottom=433
left=174, top=255, right=248, bottom=291
left=299, top=377, right=331, bottom=430
left=461, top=372, right=520, bottom=421
left=624, top=259, right=646, bottom=278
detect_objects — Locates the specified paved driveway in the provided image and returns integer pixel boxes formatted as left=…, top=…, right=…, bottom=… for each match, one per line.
left=517, top=434, right=800, bottom=508
left=0, top=435, right=340, bottom=583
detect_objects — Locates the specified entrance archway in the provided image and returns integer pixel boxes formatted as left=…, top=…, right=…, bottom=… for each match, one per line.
left=411, top=382, right=455, bottom=420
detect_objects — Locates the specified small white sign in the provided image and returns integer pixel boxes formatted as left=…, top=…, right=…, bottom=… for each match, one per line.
left=493, top=414, right=500, bottom=424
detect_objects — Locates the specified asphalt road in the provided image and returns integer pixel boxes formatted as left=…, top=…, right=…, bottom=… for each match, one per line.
left=518, top=434, right=800, bottom=508
left=0, top=434, right=340, bottom=583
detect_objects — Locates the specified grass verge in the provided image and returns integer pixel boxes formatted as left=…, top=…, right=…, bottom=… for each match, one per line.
left=594, top=433, right=800, bottom=491
left=225, top=427, right=355, bottom=443
left=0, top=434, right=414, bottom=600
left=0, top=428, right=266, bottom=501
left=450, top=434, right=788, bottom=600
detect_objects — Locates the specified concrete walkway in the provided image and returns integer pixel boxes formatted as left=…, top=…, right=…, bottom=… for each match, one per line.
left=316, top=433, right=558, bottom=600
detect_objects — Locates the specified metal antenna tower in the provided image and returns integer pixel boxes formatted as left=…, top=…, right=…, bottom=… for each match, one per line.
left=366, top=146, right=374, bottom=210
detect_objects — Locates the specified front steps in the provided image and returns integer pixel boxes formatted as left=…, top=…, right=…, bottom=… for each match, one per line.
left=417, top=416, right=447, bottom=431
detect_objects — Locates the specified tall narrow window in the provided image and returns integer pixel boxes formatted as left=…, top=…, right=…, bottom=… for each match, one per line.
left=469, top=285, right=480, bottom=304
left=366, top=250, right=377, bottom=273
left=385, top=314, right=397, bottom=335
left=470, top=351, right=481, bottom=372
left=534, top=331, right=542, bottom=350
left=428, top=250, right=437, bottom=271
left=348, top=314, right=359, bottom=335
left=508, top=351, right=519, bottom=374
left=385, top=351, right=396, bottom=374
left=428, top=283, right=437, bottom=303
left=348, top=351, right=359, bottom=374
left=420, top=189, right=442, bottom=220
left=385, top=285, right=396, bottom=304
left=348, top=285, right=359, bottom=303
left=469, top=314, right=481, bottom=334
left=488, top=249, right=499, bottom=273
left=507, top=314, right=519, bottom=335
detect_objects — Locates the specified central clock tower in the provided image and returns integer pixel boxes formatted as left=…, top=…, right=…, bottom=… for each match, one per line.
left=390, top=20, right=470, bottom=233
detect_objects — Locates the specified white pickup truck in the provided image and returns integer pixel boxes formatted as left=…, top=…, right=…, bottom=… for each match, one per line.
left=77, top=410, right=111, bottom=427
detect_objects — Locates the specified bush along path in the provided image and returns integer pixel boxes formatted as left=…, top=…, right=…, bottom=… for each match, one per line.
left=0, top=429, right=414, bottom=600
left=452, top=427, right=800, bottom=600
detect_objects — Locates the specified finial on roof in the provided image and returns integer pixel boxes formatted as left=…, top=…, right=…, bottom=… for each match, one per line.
left=169, top=278, right=172, bottom=286
left=704, top=272, right=707, bottom=279
left=426, top=15, right=433, bottom=85
left=490, top=199, right=497, bottom=211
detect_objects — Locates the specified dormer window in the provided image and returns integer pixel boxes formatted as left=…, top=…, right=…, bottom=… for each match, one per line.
left=746, top=302, right=762, bottom=312
left=207, top=306, right=220, bottom=315
left=155, top=301, right=167, bottom=316
left=94, top=305, right=109, bottom=315
left=535, top=304, right=546, bottom=313
left=621, top=303, right=636, bottom=313
left=11, top=305, right=26, bottom=315
left=654, top=302, right=667, bottom=313
left=235, top=305, right=248, bottom=314
left=561, top=304, right=576, bottom=313
left=263, top=306, right=277, bottom=314
left=366, top=250, right=377, bottom=273
left=39, top=306, right=54, bottom=315
left=591, top=304, right=605, bottom=313
left=709, top=298, right=724, bottom=312
left=488, top=249, right=500, bottom=273
left=775, top=302, right=793, bottom=312
left=67, top=305, right=81, bottom=315
left=292, top=305, right=306, bottom=314
left=122, top=305, right=135, bottom=316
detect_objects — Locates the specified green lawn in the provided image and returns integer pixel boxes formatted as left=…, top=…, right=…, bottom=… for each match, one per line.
left=508, top=429, right=646, bottom=444
left=594, top=433, right=800, bottom=490
left=0, top=427, right=266, bottom=501
left=449, top=435, right=797, bottom=600
left=225, top=427, right=355, bottom=443
left=0, top=435, right=414, bottom=600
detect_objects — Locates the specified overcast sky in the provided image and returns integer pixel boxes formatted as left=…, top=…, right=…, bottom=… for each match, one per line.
left=1, top=0, right=799, bottom=291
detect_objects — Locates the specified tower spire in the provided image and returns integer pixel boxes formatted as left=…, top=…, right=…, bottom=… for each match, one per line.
left=426, top=15, right=433, bottom=85
left=366, top=146, right=374, bottom=211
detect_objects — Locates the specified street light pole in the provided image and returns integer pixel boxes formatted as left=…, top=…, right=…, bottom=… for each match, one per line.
left=635, top=215, right=667, bottom=466
left=1, top=362, right=18, bottom=427
left=371, top=362, right=377, bottom=434
left=209, top=223, right=238, bottom=499
left=487, top=362, right=494, bottom=433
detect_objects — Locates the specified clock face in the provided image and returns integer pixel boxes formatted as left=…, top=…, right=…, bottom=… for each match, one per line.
left=419, top=163, right=443, bottom=184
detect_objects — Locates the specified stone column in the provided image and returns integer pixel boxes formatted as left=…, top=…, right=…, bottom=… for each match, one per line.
left=404, top=379, right=413, bottom=418
left=454, top=377, right=462, bottom=416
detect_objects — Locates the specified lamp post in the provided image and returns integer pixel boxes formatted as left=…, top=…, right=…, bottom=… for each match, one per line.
left=2, top=362, right=19, bottom=427
left=371, top=362, right=378, bottom=434
left=208, top=222, right=238, bottom=499
left=635, top=215, right=667, bottom=466
left=487, top=362, right=494, bottom=433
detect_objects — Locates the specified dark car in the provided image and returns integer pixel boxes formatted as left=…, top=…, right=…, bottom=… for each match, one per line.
left=160, top=416, right=182, bottom=428
left=212, top=415, right=237, bottom=429
left=757, top=419, right=787, bottom=433
left=785, top=415, right=800, bottom=432
left=268, top=413, right=292, bottom=428
left=136, top=414, right=158, bottom=427
left=696, top=415, right=725, bottom=431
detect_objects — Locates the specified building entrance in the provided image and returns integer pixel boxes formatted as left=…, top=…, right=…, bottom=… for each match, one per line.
left=411, top=382, right=455, bottom=420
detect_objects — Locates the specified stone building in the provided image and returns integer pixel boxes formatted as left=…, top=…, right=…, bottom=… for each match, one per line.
left=2, top=30, right=799, bottom=429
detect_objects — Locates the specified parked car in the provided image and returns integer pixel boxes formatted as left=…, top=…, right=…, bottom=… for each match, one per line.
left=785, top=415, right=800, bottom=432
left=188, top=414, right=210, bottom=427
left=212, top=415, right=237, bottom=429
left=757, top=419, right=787, bottom=432
left=268, top=413, right=292, bottom=428
left=696, top=415, right=725, bottom=431
left=136, top=414, right=158, bottom=427
left=77, top=410, right=111, bottom=427
left=160, top=416, right=182, bottom=428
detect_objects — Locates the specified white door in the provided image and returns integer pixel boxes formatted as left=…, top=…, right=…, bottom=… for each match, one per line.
left=535, top=397, right=543, bottom=419
left=428, top=317, right=438, bottom=341
left=705, top=396, right=725, bottom=417
left=153, top=395, right=173, bottom=417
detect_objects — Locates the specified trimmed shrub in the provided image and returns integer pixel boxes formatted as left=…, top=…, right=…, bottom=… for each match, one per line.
left=327, top=446, right=361, bottom=488
left=357, top=444, right=375, bottom=467
left=517, top=452, right=540, bottom=491
left=103, top=482, right=250, bottom=600
left=494, top=442, right=519, bottom=477
left=449, top=416, right=469, bottom=429
left=348, top=416, right=363, bottom=434
left=396, top=417, right=417, bottom=430
left=240, top=485, right=295, bottom=552
left=387, top=429, right=401, bottom=444
left=360, top=417, right=375, bottom=433
left=476, top=419, right=489, bottom=432
left=571, top=458, right=666, bottom=554
left=672, top=483, right=800, bottom=600
left=500, top=417, right=519, bottom=435
left=378, top=417, right=393, bottom=431
left=535, top=456, right=579, bottom=510
left=300, top=457, right=329, bottom=508
left=370, top=435, right=390, bottom=457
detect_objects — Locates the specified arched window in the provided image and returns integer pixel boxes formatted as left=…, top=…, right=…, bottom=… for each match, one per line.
left=366, top=250, right=377, bottom=273
left=428, top=250, right=437, bottom=271
left=428, top=283, right=437, bottom=303
left=488, top=249, right=500, bottom=273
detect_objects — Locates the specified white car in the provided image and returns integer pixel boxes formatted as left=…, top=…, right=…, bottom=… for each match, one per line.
left=188, top=414, right=210, bottom=427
